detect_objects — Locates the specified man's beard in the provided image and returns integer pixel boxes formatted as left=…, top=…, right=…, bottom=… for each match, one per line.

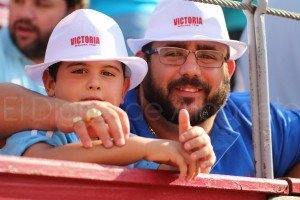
left=143, top=70, right=231, bottom=126
left=10, top=19, right=50, bottom=59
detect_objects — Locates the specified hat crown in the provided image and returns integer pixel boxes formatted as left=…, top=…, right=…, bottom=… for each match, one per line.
left=127, top=0, right=247, bottom=60
left=45, top=9, right=128, bottom=63
left=144, top=0, right=229, bottom=41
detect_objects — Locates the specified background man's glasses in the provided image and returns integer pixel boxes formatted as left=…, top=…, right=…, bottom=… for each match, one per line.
left=144, top=47, right=227, bottom=68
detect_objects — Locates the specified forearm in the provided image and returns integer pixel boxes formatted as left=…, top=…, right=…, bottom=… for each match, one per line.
left=0, top=83, right=62, bottom=136
left=23, top=137, right=152, bottom=165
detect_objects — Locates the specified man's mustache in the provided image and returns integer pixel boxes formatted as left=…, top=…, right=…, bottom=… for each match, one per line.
left=13, top=19, right=37, bottom=32
left=168, top=76, right=211, bottom=94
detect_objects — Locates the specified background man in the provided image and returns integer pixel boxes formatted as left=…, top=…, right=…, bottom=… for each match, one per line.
left=0, top=0, right=88, bottom=93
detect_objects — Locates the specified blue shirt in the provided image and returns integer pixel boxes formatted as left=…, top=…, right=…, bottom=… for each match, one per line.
left=121, top=90, right=300, bottom=177
left=0, top=28, right=44, bottom=93
left=0, top=130, right=80, bottom=156
left=0, top=129, right=159, bottom=169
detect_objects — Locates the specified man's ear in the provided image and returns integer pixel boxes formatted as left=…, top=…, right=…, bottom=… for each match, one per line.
left=42, top=70, right=56, bottom=97
left=226, top=60, right=236, bottom=77
left=121, top=77, right=130, bottom=102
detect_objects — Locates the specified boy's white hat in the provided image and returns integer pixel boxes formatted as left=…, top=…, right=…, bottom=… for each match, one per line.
left=25, top=9, right=148, bottom=90
left=127, top=0, right=247, bottom=60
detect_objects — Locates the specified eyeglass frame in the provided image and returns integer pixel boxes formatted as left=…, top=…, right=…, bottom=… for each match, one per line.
left=143, top=46, right=229, bottom=68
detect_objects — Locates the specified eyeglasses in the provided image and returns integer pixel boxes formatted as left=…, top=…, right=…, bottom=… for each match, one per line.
left=144, top=47, right=228, bottom=68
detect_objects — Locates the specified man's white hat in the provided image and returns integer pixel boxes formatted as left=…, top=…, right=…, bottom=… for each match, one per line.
left=127, top=0, right=247, bottom=60
left=26, top=9, right=148, bottom=90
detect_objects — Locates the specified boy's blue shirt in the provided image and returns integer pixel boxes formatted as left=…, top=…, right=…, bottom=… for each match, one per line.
left=121, top=90, right=300, bottom=177
left=0, top=130, right=159, bottom=170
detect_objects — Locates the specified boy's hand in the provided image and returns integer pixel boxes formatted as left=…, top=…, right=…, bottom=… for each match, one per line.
left=144, top=139, right=198, bottom=181
left=178, top=109, right=216, bottom=174
left=56, top=101, right=130, bottom=149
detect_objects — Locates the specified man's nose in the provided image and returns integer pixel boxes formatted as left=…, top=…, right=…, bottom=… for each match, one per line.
left=179, top=52, right=202, bottom=77
left=18, top=3, right=35, bottom=19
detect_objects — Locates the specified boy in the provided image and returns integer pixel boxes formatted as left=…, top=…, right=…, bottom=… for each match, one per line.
left=1, top=9, right=215, bottom=181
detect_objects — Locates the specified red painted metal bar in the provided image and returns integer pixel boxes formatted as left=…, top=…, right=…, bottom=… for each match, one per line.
left=283, top=178, right=300, bottom=195
left=0, top=155, right=289, bottom=200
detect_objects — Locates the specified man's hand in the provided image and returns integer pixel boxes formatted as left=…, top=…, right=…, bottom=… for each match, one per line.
left=178, top=109, right=216, bottom=174
left=55, top=101, right=130, bottom=149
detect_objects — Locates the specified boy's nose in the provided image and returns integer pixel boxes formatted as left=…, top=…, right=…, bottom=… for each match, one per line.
left=87, top=76, right=101, bottom=90
left=89, top=85, right=100, bottom=90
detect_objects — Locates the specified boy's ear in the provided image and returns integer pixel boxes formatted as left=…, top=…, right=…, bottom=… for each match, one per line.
left=42, top=70, right=56, bottom=97
left=121, top=78, right=130, bottom=102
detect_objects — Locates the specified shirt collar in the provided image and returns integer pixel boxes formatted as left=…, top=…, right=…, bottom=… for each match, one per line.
left=210, top=100, right=242, bottom=169
left=1, top=28, right=34, bottom=64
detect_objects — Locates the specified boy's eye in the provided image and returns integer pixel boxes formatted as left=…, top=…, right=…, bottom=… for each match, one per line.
left=72, top=69, right=87, bottom=74
left=101, top=71, right=115, bottom=77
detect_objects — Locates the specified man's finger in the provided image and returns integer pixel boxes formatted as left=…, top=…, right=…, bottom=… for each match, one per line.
left=98, top=107, right=125, bottom=146
left=186, top=160, right=197, bottom=181
left=89, top=116, right=113, bottom=148
left=179, top=109, right=191, bottom=140
left=107, top=104, right=130, bottom=141
left=73, top=120, right=92, bottom=148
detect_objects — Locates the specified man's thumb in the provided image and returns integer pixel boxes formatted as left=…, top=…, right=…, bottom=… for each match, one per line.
left=179, top=109, right=191, bottom=134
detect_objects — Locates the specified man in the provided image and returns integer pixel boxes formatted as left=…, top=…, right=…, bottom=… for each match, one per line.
left=122, top=0, right=300, bottom=177
left=0, top=83, right=130, bottom=149
left=0, top=0, right=87, bottom=93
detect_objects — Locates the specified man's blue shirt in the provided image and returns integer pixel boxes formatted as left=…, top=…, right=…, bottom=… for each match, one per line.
left=121, top=90, right=300, bottom=177
left=0, top=28, right=44, bottom=93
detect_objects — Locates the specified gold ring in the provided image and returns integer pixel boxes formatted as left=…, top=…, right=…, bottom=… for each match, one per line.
left=72, top=116, right=83, bottom=124
left=86, top=108, right=102, bottom=122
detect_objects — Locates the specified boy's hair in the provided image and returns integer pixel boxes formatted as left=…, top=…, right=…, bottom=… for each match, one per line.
left=48, top=62, right=61, bottom=81
left=65, top=0, right=89, bottom=10
left=48, top=62, right=127, bottom=81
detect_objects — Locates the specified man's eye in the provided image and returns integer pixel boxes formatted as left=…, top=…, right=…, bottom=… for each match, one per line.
left=164, top=51, right=184, bottom=57
left=36, top=0, right=52, bottom=8
left=198, top=53, right=216, bottom=60
left=72, top=69, right=86, bottom=74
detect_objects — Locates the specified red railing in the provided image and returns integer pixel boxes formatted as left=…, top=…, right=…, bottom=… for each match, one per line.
left=0, top=155, right=297, bottom=200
